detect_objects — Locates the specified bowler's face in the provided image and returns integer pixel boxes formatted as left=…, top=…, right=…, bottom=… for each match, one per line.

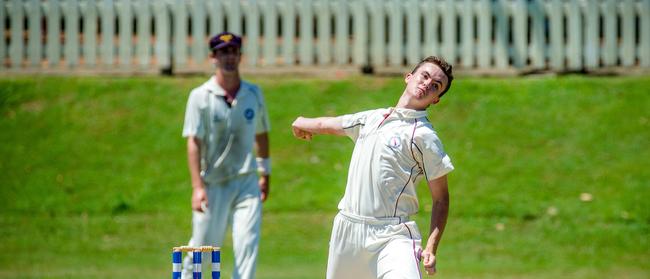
left=213, top=46, right=241, bottom=72
left=404, top=63, right=448, bottom=109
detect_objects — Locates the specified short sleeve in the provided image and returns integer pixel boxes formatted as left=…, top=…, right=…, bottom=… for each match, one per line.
left=416, top=132, right=454, bottom=181
left=339, top=110, right=373, bottom=141
left=182, top=89, right=205, bottom=138
left=254, top=87, right=271, bottom=134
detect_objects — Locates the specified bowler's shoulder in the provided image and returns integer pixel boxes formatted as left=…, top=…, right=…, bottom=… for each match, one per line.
left=357, top=108, right=389, bottom=118
left=414, top=121, right=443, bottom=143
left=343, top=108, right=385, bottom=122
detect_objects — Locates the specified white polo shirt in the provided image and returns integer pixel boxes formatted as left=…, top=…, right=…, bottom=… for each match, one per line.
left=338, top=108, right=454, bottom=218
left=182, top=76, right=270, bottom=184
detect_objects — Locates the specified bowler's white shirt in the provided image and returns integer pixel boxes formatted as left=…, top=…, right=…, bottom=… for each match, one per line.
left=182, top=76, right=270, bottom=184
left=338, top=108, right=454, bottom=218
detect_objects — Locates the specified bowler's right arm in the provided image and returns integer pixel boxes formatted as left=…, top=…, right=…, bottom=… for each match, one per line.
left=291, top=116, right=345, bottom=140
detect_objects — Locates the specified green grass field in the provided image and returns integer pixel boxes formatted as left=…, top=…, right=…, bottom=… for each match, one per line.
left=0, top=75, right=648, bottom=278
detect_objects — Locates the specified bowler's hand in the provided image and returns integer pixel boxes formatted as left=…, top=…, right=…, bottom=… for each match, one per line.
left=292, top=117, right=313, bottom=141
left=421, top=250, right=437, bottom=276
left=192, top=185, right=208, bottom=212
left=259, top=175, right=270, bottom=202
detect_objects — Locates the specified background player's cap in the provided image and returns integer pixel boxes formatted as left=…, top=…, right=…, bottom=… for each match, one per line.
left=209, top=32, right=242, bottom=51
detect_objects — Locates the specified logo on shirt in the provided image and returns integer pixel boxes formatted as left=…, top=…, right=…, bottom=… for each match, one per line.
left=244, top=108, right=255, bottom=123
left=388, top=136, right=401, bottom=149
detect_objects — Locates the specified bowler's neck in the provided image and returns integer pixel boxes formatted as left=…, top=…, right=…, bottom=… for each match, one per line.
left=395, top=90, right=423, bottom=110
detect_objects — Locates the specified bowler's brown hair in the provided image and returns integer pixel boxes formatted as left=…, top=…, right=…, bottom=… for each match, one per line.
left=411, top=56, right=454, bottom=98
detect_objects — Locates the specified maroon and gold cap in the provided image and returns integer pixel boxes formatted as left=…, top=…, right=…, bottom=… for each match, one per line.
left=209, top=32, right=242, bottom=51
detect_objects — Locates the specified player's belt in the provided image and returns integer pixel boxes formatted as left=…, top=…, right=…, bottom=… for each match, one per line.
left=338, top=211, right=409, bottom=225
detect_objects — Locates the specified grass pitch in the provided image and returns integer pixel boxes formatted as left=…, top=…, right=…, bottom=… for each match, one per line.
left=0, top=75, right=648, bottom=278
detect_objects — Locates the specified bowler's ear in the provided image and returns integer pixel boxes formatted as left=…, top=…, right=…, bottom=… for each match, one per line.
left=404, top=72, right=413, bottom=83
left=432, top=96, right=440, bottom=105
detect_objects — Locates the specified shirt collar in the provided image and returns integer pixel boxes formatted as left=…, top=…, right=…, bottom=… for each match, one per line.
left=388, top=107, right=428, bottom=119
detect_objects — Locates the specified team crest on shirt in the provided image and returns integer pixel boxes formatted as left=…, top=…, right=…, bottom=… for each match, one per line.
left=244, top=108, right=255, bottom=123
left=388, top=136, right=401, bottom=149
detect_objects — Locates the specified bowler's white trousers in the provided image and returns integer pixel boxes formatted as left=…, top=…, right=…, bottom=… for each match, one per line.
left=182, top=173, right=262, bottom=279
left=326, top=211, right=424, bottom=279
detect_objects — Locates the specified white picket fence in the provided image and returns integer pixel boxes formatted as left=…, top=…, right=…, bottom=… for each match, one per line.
left=1, top=0, right=649, bottom=74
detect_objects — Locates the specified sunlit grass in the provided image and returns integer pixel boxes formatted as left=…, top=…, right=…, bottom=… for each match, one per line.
left=0, top=75, right=648, bottom=278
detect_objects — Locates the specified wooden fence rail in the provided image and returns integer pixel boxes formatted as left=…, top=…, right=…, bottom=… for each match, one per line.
left=1, top=0, right=649, bottom=74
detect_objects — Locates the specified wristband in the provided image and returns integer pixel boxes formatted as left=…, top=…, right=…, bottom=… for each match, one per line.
left=256, top=157, right=271, bottom=175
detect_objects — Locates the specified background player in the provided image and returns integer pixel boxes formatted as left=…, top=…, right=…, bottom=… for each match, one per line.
left=181, top=32, right=271, bottom=279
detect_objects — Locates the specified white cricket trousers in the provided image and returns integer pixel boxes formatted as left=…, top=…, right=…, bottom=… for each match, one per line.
left=182, top=173, right=262, bottom=279
left=326, top=211, right=423, bottom=279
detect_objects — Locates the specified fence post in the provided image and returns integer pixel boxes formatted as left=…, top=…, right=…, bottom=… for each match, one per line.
left=136, top=0, right=152, bottom=68
left=461, top=0, right=474, bottom=68
left=0, top=0, right=7, bottom=69
left=406, top=0, right=420, bottom=65
left=27, top=0, right=42, bottom=68
left=228, top=0, right=243, bottom=35
left=335, top=0, right=349, bottom=65
left=512, top=0, right=527, bottom=68
left=602, top=0, right=617, bottom=66
left=154, top=0, right=171, bottom=72
left=477, top=0, right=491, bottom=68
left=0, top=1, right=5, bottom=69
left=282, top=0, right=296, bottom=65
left=353, top=0, right=368, bottom=67
left=299, top=0, right=314, bottom=65
left=423, top=0, right=440, bottom=64
left=442, top=0, right=457, bottom=66
left=548, top=0, right=564, bottom=71
left=173, top=0, right=188, bottom=68
left=317, top=0, right=331, bottom=65
left=566, top=0, right=582, bottom=70
left=245, top=0, right=260, bottom=66
left=118, top=0, right=133, bottom=68
left=388, top=0, right=402, bottom=67
left=584, top=1, right=598, bottom=69
left=369, top=0, right=385, bottom=67
left=100, top=0, right=115, bottom=67
left=9, top=0, right=24, bottom=68
left=191, top=0, right=207, bottom=67
left=83, top=1, right=98, bottom=67
left=494, top=0, right=509, bottom=70
left=620, top=0, right=635, bottom=66
left=64, top=0, right=80, bottom=68
left=640, top=0, right=650, bottom=67
left=263, top=0, right=278, bottom=66
left=529, top=0, right=545, bottom=69
left=207, top=0, right=224, bottom=37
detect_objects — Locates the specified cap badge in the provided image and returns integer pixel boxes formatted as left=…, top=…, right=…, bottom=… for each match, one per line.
left=220, top=34, right=233, bottom=42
